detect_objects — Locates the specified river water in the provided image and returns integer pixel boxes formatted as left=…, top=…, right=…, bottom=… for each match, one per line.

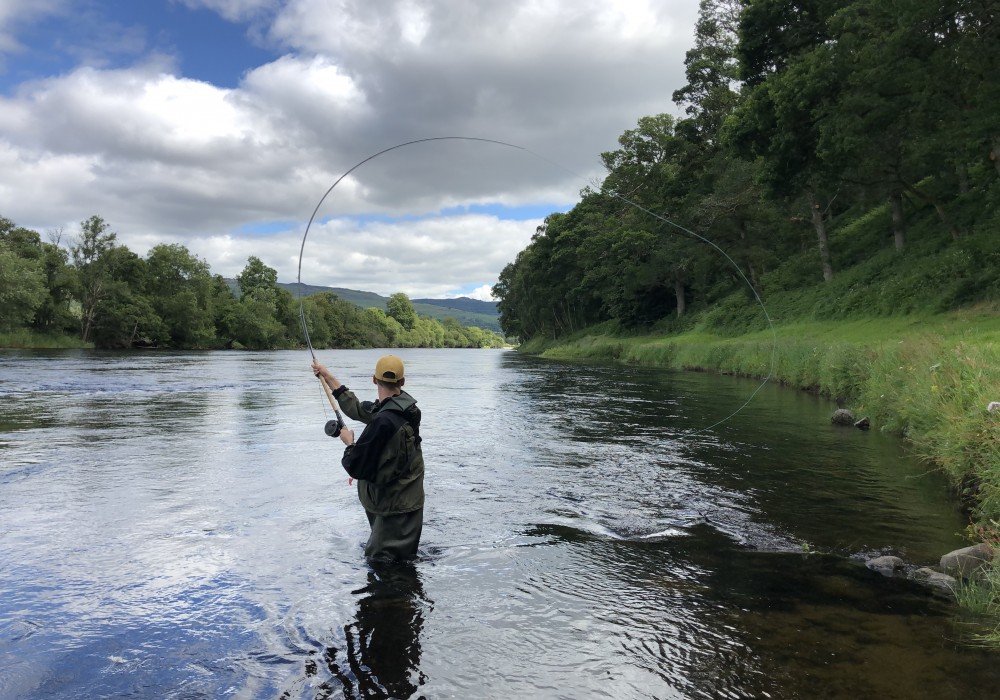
left=1, top=348, right=997, bottom=699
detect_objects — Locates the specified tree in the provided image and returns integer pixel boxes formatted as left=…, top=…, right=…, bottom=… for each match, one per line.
left=672, top=0, right=743, bottom=146
left=230, top=256, right=286, bottom=349
left=386, top=292, right=418, bottom=331
left=0, top=239, right=45, bottom=331
left=818, top=0, right=962, bottom=244
left=35, top=236, right=78, bottom=334
left=145, top=244, right=214, bottom=347
left=236, top=256, right=279, bottom=304
left=729, top=0, right=845, bottom=280
left=0, top=218, right=77, bottom=335
left=209, top=275, right=240, bottom=348
left=362, top=307, right=402, bottom=346
left=71, top=215, right=118, bottom=342
left=88, top=246, right=161, bottom=348
left=600, top=115, right=705, bottom=320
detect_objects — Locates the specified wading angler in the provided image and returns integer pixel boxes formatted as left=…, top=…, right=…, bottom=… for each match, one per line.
left=311, top=355, right=425, bottom=564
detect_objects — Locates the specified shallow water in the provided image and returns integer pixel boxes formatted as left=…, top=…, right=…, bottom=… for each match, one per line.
left=1, top=348, right=996, bottom=699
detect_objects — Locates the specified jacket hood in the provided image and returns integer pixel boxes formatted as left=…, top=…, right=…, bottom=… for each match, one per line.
left=380, top=390, right=418, bottom=417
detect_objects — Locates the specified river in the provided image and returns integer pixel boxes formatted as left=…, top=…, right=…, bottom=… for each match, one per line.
left=1, top=348, right=997, bottom=699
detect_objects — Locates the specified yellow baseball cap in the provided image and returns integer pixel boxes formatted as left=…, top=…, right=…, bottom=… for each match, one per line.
left=374, top=354, right=404, bottom=383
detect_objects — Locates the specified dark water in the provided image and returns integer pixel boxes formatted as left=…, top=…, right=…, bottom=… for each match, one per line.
left=1, top=348, right=997, bottom=699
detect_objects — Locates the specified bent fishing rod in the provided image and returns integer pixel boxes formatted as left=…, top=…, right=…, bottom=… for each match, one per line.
left=296, top=138, right=526, bottom=440
left=300, top=281, right=346, bottom=439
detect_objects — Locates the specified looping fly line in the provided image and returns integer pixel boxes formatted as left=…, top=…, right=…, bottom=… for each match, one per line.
left=295, top=136, right=776, bottom=435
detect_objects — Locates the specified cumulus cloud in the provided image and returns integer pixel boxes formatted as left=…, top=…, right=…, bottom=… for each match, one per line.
left=0, top=0, right=699, bottom=297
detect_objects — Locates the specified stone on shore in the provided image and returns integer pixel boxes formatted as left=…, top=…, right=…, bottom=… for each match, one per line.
left=939, top=543, right=994, bottom=578
left=831, top=409, right=855, bottom=425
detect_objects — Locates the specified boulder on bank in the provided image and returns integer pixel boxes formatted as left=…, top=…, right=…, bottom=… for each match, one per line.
left=831, top=409, right=855, bottom=425
left=940, top=543, right=994, bottom=577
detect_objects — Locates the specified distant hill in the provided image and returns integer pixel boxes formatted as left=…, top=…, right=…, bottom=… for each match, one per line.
left=413, top=297, right=497, bottom=315
left=229, top=280, right=502, bottom=332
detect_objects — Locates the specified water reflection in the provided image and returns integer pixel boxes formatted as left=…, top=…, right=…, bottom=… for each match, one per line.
left=317, top=564, right=429, bottom=699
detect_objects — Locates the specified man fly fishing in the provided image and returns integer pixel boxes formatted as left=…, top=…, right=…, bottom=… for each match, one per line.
left=311, top=355, right=425, bottom=565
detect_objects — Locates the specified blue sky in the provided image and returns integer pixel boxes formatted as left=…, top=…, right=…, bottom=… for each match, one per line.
left=1, top=3, right=276, bottom=91
left=0, top=0, right=698, bottom=299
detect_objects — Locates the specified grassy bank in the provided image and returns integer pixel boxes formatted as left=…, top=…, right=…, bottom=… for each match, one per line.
left=522, top=306, right=1000, bottom=525
left=0, top=330, right=92, bottom=349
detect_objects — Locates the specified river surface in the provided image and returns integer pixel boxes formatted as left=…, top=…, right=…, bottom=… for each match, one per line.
left=1, top=348, right=998, bottom=699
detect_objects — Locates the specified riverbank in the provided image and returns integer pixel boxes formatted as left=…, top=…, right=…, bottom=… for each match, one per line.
left=520, top=306, right=1000, bottom=526
left=521, top=306, right=1000, bottom=635
left=0, top=330, right=92, bottom=349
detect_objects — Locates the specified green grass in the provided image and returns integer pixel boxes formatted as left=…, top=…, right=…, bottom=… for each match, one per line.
left=0, top=330, right=90, bottom=349
left=954, top=558, right=1000, bottom=616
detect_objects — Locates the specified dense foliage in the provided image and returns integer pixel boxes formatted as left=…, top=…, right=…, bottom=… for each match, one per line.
left=0, top=216, right=503, bottom=350
left=493, top=0, right=1000, bottom=342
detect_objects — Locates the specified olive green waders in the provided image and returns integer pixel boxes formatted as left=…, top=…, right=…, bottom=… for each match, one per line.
left=365, top=508, right=423, bottom=563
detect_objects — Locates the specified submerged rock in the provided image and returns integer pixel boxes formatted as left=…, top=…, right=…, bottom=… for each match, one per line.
left=911, top=567, right=958, bottom=595
left=865, top=555, right=905, bottom=577
left=831, top=409, right=855, bottom=425
left=854, top=416, right=870, bottom=430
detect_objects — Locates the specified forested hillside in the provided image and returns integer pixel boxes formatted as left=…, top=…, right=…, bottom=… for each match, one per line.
left=493, top=0, right=1000, bottom=341
left=0, top=215, right=504, bottom=350
left=279, top=283, right=501, bottom=332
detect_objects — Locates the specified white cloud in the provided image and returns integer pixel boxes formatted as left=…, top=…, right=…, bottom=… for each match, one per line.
left=462, top=284, right=497, bottom=302
left=0, top=0, right=700, bottom=295
left=176, top=0, right=276, bottom=23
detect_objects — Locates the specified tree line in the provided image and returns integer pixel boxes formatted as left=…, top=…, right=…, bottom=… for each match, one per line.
left=493, top=0, right=1000, bottom=341
left=0, top=214, right=504, bottom=350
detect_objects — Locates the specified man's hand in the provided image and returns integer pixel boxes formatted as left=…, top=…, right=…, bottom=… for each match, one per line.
left=311, top=360, right=342, bottom=389
left=339, top=427, right=355, bottom=446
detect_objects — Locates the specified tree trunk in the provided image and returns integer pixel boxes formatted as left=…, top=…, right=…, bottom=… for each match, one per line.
left=956, top=163, right=970, bottom=195
left=808, top=190, right=834, bottom=282
left=992, top=134, right=1000, bottom=179
left=674, top=271, right=686, bottom=317
left=889, top=191, right=906, bottom=251
left=739, top=220, right=760, bottom=292
left=80, top=278, right=103, bottom=343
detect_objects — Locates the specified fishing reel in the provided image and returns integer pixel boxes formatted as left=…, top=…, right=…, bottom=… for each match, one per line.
left=324, top=414, right=346, bottom=438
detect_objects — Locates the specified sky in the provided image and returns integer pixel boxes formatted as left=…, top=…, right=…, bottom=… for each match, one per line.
left=0, top=0, right=700, bottom=300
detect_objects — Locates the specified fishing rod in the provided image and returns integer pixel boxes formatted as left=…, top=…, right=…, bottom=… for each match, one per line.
left=301, top=282, right=346, bottom=439
left=296, top=138, right=526, bottom=440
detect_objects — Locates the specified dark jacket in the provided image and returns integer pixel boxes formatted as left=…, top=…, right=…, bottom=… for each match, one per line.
left=334, top=386, right=425, bottom=515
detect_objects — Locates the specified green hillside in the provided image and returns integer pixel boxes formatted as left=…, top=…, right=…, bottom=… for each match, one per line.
left=279, top=282, right=501, bottom=332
